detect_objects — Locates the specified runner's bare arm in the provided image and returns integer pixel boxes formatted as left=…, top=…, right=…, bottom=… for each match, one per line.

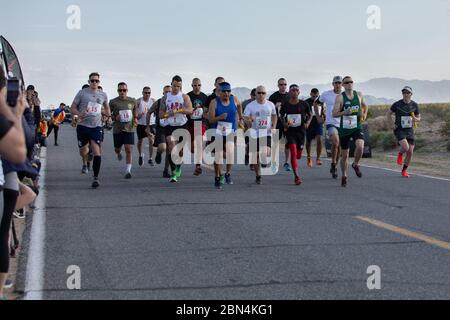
left=359, top=92, right=368, bottom=121
left=103, top=101, right=112, bottom=118
left=271, top=113, right=278, bottom=130
left=182, top=94, right=193, bottom=116
left=207, top=99, right=226, bottom=123
left=332, top=95, right=346, bottom=118
left=159, top=97, right=167, bottom=119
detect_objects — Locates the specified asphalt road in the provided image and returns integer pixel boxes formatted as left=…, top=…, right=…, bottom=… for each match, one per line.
left=17, top=125, right=450, bottom=299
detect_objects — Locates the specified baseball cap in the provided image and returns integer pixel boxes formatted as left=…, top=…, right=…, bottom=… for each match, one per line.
left=26, top=85, right=35, bottom=91
left=219, top=82, right=232, bottom=92
left=333, top=76, right=343, bottom=84
left=402, top=86, right=413, bottom=93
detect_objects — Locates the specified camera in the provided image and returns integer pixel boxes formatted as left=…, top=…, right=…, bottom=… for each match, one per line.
left=7, top=77, right=22, bottom=107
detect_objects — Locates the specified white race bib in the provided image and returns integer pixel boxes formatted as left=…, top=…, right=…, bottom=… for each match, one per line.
left=192, top=108, right=204, bottom=120
left=216, top=121, right=233, bottom=136
left=160, top=118, right=169, bottom=127
left=119, top=110, right=133, bottom=123
left=342, top=115, right=358, bottom=129
left=255, top=117, right=270, bottom=130
left=312, top=106, right=322, bottom=117
left=150, top=113, right=156, bottom=126
left=401, top=116, right=413, bottom=129
left=168, top=113, right=187, bottom=127
left=287, top=114, right=302, bottom=128
left=87, top=102, right=102, bottom=115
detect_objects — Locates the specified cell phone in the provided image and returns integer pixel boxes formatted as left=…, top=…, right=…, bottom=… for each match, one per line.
left=7, top=78, right=22, bottom=108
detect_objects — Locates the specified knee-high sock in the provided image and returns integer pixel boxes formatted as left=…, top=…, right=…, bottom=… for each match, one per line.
left=93, top=156, right=101, bottom=178
left=289, top=144, right=299, bottom=172
left=297, top=146, right=303, bottom=160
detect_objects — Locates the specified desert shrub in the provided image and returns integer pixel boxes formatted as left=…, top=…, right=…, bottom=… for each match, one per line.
left=447, top=140, right=450, bottom=152
left=413, top=137, right=427, bottom=151
left=381, top=132, right=397, bottom=151
left=440, top=118, right=450, bottom=137
left=367, top=116, right=390, bottom=132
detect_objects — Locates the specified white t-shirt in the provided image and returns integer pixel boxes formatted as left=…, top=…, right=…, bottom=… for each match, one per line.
left=244, top=100, right=277, bottom=138
left=136, top=97, right=155, bottom=126
left=320, top=90, right=341, bottom=127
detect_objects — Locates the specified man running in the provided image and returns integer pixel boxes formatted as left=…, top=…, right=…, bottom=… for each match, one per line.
left=47, top=103, right=66, bottom=146
left=243, top=86, right=277, bottom=185
left=159, top=76, right=193, bottom=183
left=187, top=78, right=208, bottom=176
left=305, top=89, right=324, bottom=168
left=242, top=88, right=256, bottom=168
left=387, top=86, right=421, bottom=178
left=147, top=86, right=171, bottom=177
left=206, top=77, right=226, bottom=111
left=269, top=78, right=291, bottom=172
left=71, top=72, right=111, bottom=188
left=136, top=87, right=156, bottom=166
left=332, top=76, right=368, bottom=187
left=320, top=76, right=343, bottom=179
left=110, top=82, right=137, bottom=179
left=280, top=84, right=312, bottom=185
left=208, top=82, right=243, bottom=189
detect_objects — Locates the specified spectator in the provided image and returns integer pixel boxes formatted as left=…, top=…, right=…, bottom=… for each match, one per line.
left=47, top=103, right=66, bottom=146
left=37, top=114, right=48, bottom=148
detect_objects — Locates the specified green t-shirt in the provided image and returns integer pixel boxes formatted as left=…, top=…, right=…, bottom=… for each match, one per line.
left=110, top=97, right=136, bottom=134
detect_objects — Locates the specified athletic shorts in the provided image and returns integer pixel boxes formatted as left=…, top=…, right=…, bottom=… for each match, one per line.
left=340, top=129, right=364, bottom=150
left=249, top=136, right=272, bottom=153
left=188, top=122, right=207, bottom=142
left=285, top=131, right=305, bottom=149
left=211, top=134, right=236, bottom=152
left=77, top=125, right=103, bottom=148
left=136, top=125, right=149, bottom=140
left=153, top=127, right=166, bottom=147
left=394, top=129, right=415, bottom=145
left=306, top=124, right=324, bottom=142
left=164, top=125, right=187, bottom=138
left=326, top=125, right=339, bottom=137
left=113, top=132, right=135, bottom=149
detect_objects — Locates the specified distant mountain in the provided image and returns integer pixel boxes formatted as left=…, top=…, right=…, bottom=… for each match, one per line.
left=233, top=78, right=450, bottom=105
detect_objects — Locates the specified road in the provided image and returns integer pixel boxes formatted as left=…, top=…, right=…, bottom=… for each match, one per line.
left=16, top=125, right=450, bottom=299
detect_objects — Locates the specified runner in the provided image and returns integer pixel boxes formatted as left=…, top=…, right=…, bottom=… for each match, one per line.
left=206, top=77, right=226, bottom=111
left=387, top=86, right=421, bottom=178
left=159, top=76, right=193, bottom=183
left=70, top=72, right=111, bottom=188
left=187, top=78, right=208, bottom=176
left=269, top=78, right=291, bottom=172
left=242, top=89, right=256, bottom=168
left=280, top=84, right=312, bottom=185
left=305, top=88, right=324, bottom=168
left=147, top=86, right=171, bottom=177
left=243, top=86, right=277, bottom=185
left=332, top=76, right=368, bottom=187
left=320, top=76, right=343, bottom=179
left=208, top=82, right=244, bottom=189
left=47, top=103, right=66, bottom=146
left=136, top=87, right=156, bottom=167
left=109, top=82, right=137, bottom=179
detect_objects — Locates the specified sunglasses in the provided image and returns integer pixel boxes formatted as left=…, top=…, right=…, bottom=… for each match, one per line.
left=402, top=91, right=412, bottom=95
left=118, top=89, right=128, bottom=92
left=193, top=84, right=202, bottom=87
left=343, top=81, right=354, bottom=84
left=143, top=92, right=151, bottom=94
left=279, top=84, right=287, bottom=86
left=222, top=90, right=231, bottom=93
left=257, top=92, right=266, bottom=95
left=90, top=79, right=100, bottom=83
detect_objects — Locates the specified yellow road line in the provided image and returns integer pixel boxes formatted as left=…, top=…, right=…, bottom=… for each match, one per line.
left=355, top=216, right=450, bottom=251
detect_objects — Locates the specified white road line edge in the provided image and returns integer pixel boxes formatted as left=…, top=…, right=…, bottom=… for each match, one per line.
left=24, top=147, right=47, bottom=300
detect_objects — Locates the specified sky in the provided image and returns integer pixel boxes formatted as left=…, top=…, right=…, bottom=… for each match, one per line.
left=1, top=0, right=450, bottom=108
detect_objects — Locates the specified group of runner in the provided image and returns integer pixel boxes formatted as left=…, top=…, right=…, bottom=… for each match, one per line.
left=69, top=73, right=421, bottom=189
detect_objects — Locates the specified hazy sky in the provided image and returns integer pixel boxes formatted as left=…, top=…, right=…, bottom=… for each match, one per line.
left=1, top=0, right=450, bottom=107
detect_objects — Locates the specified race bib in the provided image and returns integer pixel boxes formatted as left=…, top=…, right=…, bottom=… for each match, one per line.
left=119, top=110, right=133, bottom=123
left=160, top=118, right=169, bottom=127
left=87, top=102, right=102, bottom=115
left=312, top=106, right=322, bottom=117
left=287, top=114, right=302, bottom=128
left=150, top=113, right=156, bottom=126
left=256, top=117, right=270, bottom=130
left=192, top=108, right=204, bottom=120
left=217, top=121, right=233, bottom=136
left=401, top=116, right=413, bottom=129
left=168, top=113, right=187, bottom=127
left=342, top=115, right=358, bottom=129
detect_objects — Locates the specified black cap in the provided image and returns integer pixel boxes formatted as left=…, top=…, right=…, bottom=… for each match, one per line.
left=27, top=85, right=35, bottom=91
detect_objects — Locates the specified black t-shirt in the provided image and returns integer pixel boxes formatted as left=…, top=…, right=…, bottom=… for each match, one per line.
left=305, top=97, right=324, bottom=128
left=187, top=91, right=208, bottom=124
left=0, top=113, right=13, bottom=140
left=269, top=91, right=290, bottom=129
left=206, top=91, right=218, bottom=110
left=390, top=100, right=420, bottom=130
left=280, top=100, right=311, bottom=134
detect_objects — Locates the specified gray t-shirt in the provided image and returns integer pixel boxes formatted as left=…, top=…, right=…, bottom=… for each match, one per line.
left=72, top=88, right=109, bottom=128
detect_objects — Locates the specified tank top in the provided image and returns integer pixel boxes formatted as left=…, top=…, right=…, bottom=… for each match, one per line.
left=137, top=97, right=154, bottom=126
left=339, top=91, right=362, bottom=136
left=212, top=96, right=237, bottom=133
left=165, top=92, right=188, bottom=127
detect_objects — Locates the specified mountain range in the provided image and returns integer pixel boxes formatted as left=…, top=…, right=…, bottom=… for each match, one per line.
left=232, top=78, right=450, bottom=105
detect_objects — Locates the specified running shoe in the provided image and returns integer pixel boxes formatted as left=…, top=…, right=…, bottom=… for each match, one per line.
left=284, top=163, right=291, bottom=172
left=81, top=165, right=89, bottom=175
left=170, top=174, right=178, bottom=183
left=194, top=166, right=202, bottom=176
left=125, top=172, right=132, bottom=180
left=155, top=153, right=162, bottom=165
left=341, top=176, right=348, bottom=188
left=215, top=177, right=223, bottom=190
left=163, top=170, right=170, bottom=178
left=175, top=165, right=182, bottom=179
left=402, top=170, right=410, bottom=178
left=148, top=159, right=155, bottom=167
left=139, top=156, right=144, bottom=167
left=256, top=176, right=262, bottom=185
left=225, top=173, right=234, bottom=185
left=219, top=175, right=225, bottom=186
left=13, top=209, right=25, bottom=219
left=307, top=158, right=313, bottom=168
left=4, top=279, right=13, bottom=289
left=352, top=163, right=363, bottom=178
left=316, top=159, right=323, bottom=166
left=92, top=178, right=100, bottom=189
left=295, top=176, right=302, bottom=186
left=117, top=153, right=123, bottom=162
left=397, top=153, right=404, bottom=166
left=330, top=165, right=338, bottom=179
